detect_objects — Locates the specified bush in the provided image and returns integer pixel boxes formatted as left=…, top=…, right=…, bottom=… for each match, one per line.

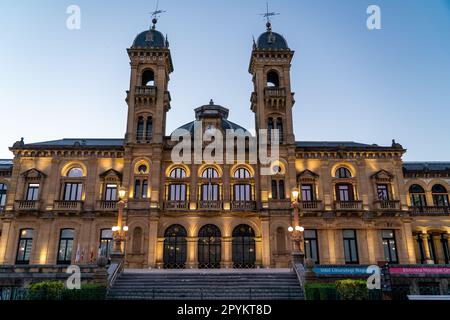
left=27, top=281, right=65, bottom=300
left=27, top=281, right=106, bottom=300
left=335, top=279, right=368, bottom=300
left=305, top=283, right=338, bottom=300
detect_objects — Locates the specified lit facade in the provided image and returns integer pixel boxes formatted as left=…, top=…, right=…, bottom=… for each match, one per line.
left=0, top=21, right=449, bottom=270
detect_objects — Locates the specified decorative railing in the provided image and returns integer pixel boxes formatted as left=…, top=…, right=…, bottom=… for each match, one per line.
left=197, top=201, right=222, bottom=210
left=134, top=85, right=156, bottom=96
left=264, top=87, right=286, bottom=97
left=268, top=199, right=292, bottom=209
left=15, top=200, right=40, bottom=211
left=409, top=206, right=450, bottom=216
left=231, top=200, right=257, bottom=211
left=164, top=201, right=189, bottom=210
left=96, top=200, right=118, bottom=210
left=299, top=200, right=323, bottom=211
left=54, top=201, right=83, bottom=211
left=374, top=200, right=401, bottom=210
left=334, top=200, right=363, bottom=211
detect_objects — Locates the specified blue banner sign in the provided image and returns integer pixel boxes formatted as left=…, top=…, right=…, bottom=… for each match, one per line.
left=312, top=266, right=369, bottom=275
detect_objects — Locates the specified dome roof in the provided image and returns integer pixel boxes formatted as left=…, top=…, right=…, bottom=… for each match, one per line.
left=132, top=29, right=167, bottom=48
left=171, top=100, right=250, bottom=135
left=256, top=31, right=288, bottom=50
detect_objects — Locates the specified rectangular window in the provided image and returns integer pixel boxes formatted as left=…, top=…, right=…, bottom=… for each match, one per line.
left=382, top=230, right=398, bottom=263
left=304, top=229, right=319, bottom=264
left=336, top=184, right=354, bottom=201
left=411, top=194, right=427, bottom=207
left=278, top=180, right=285, bottom=199
left=105, top=184, right=117, bottom=201
left=26, top=183, right=40, bottom=201
left=168, top=184, right=187, bottom=201
left=301, top=184, right=314, bottom=201
left=376, top=184, right=389, bottom=201
left=416, top=234, right=426, bottom=264
left=0, top=183, right=6, bottom=207
left=441, top=234, right=449, bottom=264
left=433, top=194, right=449, bottom=207
left=343, top=229, right=359, bottom=264
left=201, top=184, right=219, bottom=201
left=271, top=180, right=278, bottom=199
left=99, top=229, right=113, bottom=261
left=57, top=229, right=74, bottom=265
left=234, top=184, right=251, bottom=201
left=16, top=229, right=34, bottom=264
left=142, top=179, right=148, bottom=199
left=63, top=182, right=82, bottom=201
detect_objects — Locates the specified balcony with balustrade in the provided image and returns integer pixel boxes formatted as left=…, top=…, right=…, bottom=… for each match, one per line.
left=373, top=200, right=401, bottom=211
left=334, top=200, right=363, bottom=211
left=409, top=206, right=450, bottom=216
left=96, top=200, right=118, bottom=211
left=299, top=200, right=323, bottom=211
left=14, top=200, right=41, bottom=212
left=231, top=200, right=257, bottom=211
left=197, top=201, right=222, bottom=211
left=54, top=200, right=83, bottom=212
left=164, top=200, right=189, bottom=211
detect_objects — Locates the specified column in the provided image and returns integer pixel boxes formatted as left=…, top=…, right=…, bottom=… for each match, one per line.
left=261, top=218, right=271, bottom=267
left=333, top=229, right=345, bottom=264
left=186, top=237, right=198, bottom=269
left=401, top=219, right=417, bottom=264
left=221, top=236, right=233, bottom=268
left=32, top=220, right=52, bottom=265
left=357, top=229, right=370, bottom=264
left=420, top=233, right=434, bottom=264
left=147, top=218, right=159, bottom=267
left=432, top=234, right=444, bottom=264
left=366, top=228, right=378, bottom=264
left=0, top=220, right=12, bottom=264
left=255, top=236, right=263, bottom=267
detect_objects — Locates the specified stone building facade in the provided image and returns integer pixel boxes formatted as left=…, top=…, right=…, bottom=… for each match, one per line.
left=0, top=21, right=449, bottom=270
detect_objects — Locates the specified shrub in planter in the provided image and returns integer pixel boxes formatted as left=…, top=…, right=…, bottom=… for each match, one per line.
left=335, top=279, right=368, bottom=300
left=27, top=281, right=64, bottom=300
left=62, top=284, right=106, bottom=300
left=305, top=283, right=338, bottom=300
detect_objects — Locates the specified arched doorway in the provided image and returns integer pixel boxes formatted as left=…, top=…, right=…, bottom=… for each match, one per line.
left=163, top=224, right=187, bottom=269
left=198, top=224, right=221, bottom=268
left=232, top=224, right=256, bottom=268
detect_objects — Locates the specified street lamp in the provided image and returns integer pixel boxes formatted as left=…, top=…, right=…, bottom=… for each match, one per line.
left=289, top=188, right=305, bottom=265
left=112, top=186, right=128, bottom=258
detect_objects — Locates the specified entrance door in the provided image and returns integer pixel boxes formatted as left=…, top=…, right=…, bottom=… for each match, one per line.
left=163, top=224, right=187, bottom=269
left=232, top=224, right=256, bottom=268
left=198, top=224, right=221, bottom=268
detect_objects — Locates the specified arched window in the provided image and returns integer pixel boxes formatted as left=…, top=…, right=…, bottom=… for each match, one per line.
left=136, top=116, right=144, bottom=142
left=432, top=184, right=449, bottom=207
left=0, top=183, right=7, bottom=207
left=67, top=167, right=84, bottom=178
left=16, top=229, right=34, bottom=264
left=145, top=116, right=153, bottom=141
left=276, top=117, right=283, bottom=143
left=142, top=69, right=155, bottom=86
left=169, top=167, right=186, bottom=179
left=234, top=168, right=250, bottom=179
left=202, top=168, right=219, bottom=179
left=164, top=225, right=187, bottom=269
left=198, top=224, right=221, bottom=269
left=276, top=227, right=286, bottom=253
left=132, top=227, right=143, bottom=254
left=409, top=184, right=427, bottom=207
left=335, top=167, right=352, bottom=179
left=232, top=225, right=256, bottom=268
left=137, top=164, right=148, bottom=174
left=268, top=117, right=274, bottom=138
left=267, top=70, right=280, bottom=87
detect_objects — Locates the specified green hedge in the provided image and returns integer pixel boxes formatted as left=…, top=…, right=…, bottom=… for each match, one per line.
left=27, top=281, right=106, bottom=300
left=305, top=283, right=338, bottom=300
left=335, top=279, right=369, bottom=300
left=306, top=280, right=373, bottom=300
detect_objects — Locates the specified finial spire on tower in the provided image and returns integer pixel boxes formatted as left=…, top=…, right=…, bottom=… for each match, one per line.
left=150, top=0, right=166, bottom=30
left=260, top=2, right=279, bottom=31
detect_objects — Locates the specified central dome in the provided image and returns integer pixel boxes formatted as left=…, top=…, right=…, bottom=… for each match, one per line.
left=256, top=31, right=289, bottom=50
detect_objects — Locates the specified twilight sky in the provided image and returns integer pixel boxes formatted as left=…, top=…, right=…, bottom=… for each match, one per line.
left=0, top=0, right=449, bottom=160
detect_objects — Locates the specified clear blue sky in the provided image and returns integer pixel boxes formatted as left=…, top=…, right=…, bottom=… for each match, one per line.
left=0, top=0, right=449, bottom=160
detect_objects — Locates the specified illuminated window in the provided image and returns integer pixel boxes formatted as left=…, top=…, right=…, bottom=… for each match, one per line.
left=57, top=229, right=74, bottom=265
left=67, top=167, right=83, bottom=178
left=16, top=229, right=34, bottom=264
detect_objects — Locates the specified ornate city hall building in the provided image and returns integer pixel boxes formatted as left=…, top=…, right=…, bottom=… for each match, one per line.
left=0, top=20, right=449, bottom=271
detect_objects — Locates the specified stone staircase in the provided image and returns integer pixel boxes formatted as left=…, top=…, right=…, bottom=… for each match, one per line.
left=107, top=269, right=304, bottom=300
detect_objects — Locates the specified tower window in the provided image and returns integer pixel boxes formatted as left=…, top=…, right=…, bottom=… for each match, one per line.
left=136, top=116, right=144, bottom=142
left=142, top=69, right=155, bottom=86
left=146, top=116, right=153, bottom=141
left=267, top=70, right=280, bottom=87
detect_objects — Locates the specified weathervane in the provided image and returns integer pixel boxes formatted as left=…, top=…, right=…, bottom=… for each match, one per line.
left=150, top=0, right=166, bottom=29
left=260, top=2, right=279, bottom=31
